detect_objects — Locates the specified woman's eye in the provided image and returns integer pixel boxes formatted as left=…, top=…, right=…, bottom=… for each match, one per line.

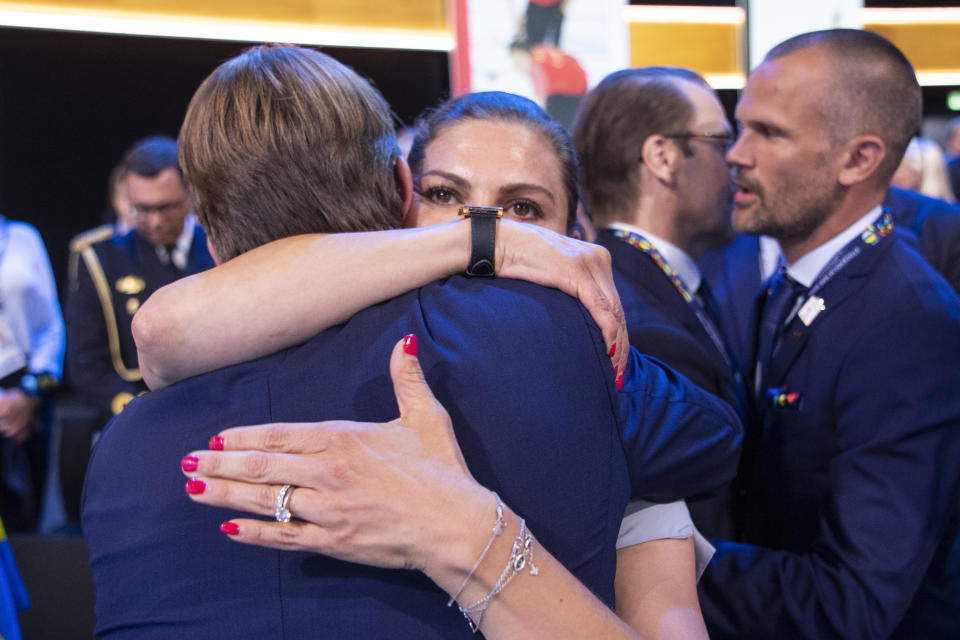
left=509, top=201, right=541, bottom=219
left=423, top=187, right=456, bottom=204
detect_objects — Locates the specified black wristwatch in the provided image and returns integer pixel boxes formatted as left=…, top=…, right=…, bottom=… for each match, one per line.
left=458, top=205, right=503, bottom=277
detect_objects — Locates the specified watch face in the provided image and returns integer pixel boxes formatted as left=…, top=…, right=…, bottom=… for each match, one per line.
left=21, top=374, right=37, bottom=393
left=458, top=206, right=503, bottom=218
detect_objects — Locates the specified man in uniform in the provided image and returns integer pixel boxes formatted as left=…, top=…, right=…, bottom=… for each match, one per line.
left=66, top=161, right=136, bottom=289
left=698, top=29, right=960, bottom=638
left=65, top=136, right=213, bottom=430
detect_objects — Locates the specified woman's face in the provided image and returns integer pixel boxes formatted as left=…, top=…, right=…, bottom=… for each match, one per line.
left=408, top=118, right=569, bottom=235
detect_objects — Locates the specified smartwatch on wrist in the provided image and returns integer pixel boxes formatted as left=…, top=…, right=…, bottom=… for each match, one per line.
left=458, top=205, right=503, bottom=277
left=19, top=372, right=58, bottom=401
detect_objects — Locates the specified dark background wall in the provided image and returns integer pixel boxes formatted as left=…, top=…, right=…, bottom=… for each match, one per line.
left=0, top=27, right=450, bottom=301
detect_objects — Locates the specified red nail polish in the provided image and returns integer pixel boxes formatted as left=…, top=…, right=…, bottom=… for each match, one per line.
left=185, top=478, right=206, bottom=495
left=614, top=364, right=619, bottom=377
left=609, top=342, right=617, bottom=358
left=403, top=334, right=418, bottom=356
left=209, top=435, right=224, bottom=450
left=220, top=521, right=240, bottom=535
left=181, top=455, right=199, bottom=472
left=615, top=372, right=624, bottom=391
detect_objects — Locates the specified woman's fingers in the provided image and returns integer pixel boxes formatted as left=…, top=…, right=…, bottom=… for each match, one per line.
left=576, top=243, right=629, bottom=384
left=212, top=420, right=356, bottom=454
left=388, top=336, right=470, bottom=472
left=181, top=447, right=355, bottom=490
left=217, top=518, right=323, bottom=553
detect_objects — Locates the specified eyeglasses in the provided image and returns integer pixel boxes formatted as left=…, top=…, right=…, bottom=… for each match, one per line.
left=129, top=197, right=188, bottom=217
left=664, top=132, right=736, bottom=152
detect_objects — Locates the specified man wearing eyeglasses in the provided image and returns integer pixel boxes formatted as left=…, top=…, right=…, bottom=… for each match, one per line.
left=571, top=68, right=743, bottom=587
left=574, top=68, right=741, bottom=417
left=65, top=136, right=213, bottom=434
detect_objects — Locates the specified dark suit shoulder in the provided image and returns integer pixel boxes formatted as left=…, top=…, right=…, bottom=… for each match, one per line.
left=597, top=231, right=737, bottom=405
left=84, top=276, right=630, bottom=638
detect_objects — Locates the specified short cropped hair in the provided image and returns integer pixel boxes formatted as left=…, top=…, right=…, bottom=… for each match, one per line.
left=408, top=91, right=579, bottom=234
left=120, top=135, right=181, bottom=180
left=179, top=44, right=402, bottom=262
left=572, top=67, right=710, bottom=228
left=765, top=29, right=922, bottom=184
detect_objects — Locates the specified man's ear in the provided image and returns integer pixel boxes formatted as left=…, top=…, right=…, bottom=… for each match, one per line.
left=395, top=156, right=415, bottom=225
left=838, top=135, right=885, bottom=187
left=206, top=236, right=221, bottom=266
left=640, top=134, right=681, bottom=185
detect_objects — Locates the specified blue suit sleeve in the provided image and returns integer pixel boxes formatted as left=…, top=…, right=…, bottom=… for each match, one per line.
left=618, top=346, right=742, bottom=502
left=699, top=309, right=960, bottom=639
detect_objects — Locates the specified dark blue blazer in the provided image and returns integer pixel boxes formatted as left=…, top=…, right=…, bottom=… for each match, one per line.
left=883, top=186, right=960, bottom=294
left=596, top=229, right=739, bottom=413
left=698, top=233, right=764, bottom=372
left=597, top=229, right=745, bottom=536
left=700, top=188, right=960, bottom=366
left=66, top=227, right=214, bottom=420
left=82, top=277, right=740, bottom=639
left=698, top=232, right=960, bottom=638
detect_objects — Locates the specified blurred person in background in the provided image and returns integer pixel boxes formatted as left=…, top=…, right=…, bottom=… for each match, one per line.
left=66, top=135, right=213, bottom=427
left=0, top=215, right=63, bottom=533
left=67, top=161, right=136, bottom=293
left=61, top=136, right=213, bottom=525
left=891, top=136, right=956, bottom=202
left=947, top=117, right=960, bottom=199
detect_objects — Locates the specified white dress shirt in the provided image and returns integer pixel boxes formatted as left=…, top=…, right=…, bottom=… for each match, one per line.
left=0, top=218, right=65, bottom=379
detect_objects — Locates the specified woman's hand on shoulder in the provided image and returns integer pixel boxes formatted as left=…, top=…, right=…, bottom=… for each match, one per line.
left=495, top=220, right=628, bottom=383
left=179, top=335, right=492, bottom=584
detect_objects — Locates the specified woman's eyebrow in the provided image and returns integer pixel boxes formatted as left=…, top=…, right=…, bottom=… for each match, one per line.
left=416, top=170, right=470, bottom=189
left=499, top=183, right=556, bottom=203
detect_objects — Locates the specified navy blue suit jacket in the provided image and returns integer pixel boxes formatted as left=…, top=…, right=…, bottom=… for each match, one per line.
left=596, top=229, right=738, bottom=412
left=66, top=227, right=214, bottom=420
left=699, top=187, right=960, bottom=364
left=698, top=233, right=764, bottom=372
left=698, top=232, right=960, bottom=638
left=883, top=186, right=960, bottom=294
left=83, top=277, right=740, bottom=639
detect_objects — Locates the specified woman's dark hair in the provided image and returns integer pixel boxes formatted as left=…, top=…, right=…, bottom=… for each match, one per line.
left=408, top=91, right=579, bottom=234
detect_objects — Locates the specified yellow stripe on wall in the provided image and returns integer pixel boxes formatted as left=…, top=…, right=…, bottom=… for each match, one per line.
left=862, top=8, right=960, bottom=85
left=3, top=0, right=447, bottom=29
left=865, top=23, right=960, bottom=74
left=626, top=6, right=746, bottom=89
left=0, top=0, right=453, bottom=50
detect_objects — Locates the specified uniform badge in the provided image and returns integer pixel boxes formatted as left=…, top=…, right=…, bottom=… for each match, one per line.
left=115, top=275, right=146, bottom=295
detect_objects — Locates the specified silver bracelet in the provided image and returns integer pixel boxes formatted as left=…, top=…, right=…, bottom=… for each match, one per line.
left=447, top=493, right=506, bottom=606
left=458, top=517, right=539, bottom=633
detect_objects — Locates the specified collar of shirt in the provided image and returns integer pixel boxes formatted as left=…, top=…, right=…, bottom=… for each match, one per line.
left=155, top=214, right=197, bottom=270
left=785, top=205, right=882, bottom=287
left=758, top=235, right=781, bottom=283
left=607, top=222, right=702, bottom=292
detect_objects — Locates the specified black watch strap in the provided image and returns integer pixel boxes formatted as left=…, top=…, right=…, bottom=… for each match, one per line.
left=459, top=206, right=502, bottom=277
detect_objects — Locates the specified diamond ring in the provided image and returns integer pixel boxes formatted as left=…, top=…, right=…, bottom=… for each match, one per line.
left=275, top=484, right=295, bottom=523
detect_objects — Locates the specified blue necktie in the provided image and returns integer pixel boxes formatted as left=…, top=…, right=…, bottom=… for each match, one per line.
left=755, top=269, right=807, bottom=395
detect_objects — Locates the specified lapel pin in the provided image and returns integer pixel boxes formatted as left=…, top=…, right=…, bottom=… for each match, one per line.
left=797, top=296, right=825, bottom=327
